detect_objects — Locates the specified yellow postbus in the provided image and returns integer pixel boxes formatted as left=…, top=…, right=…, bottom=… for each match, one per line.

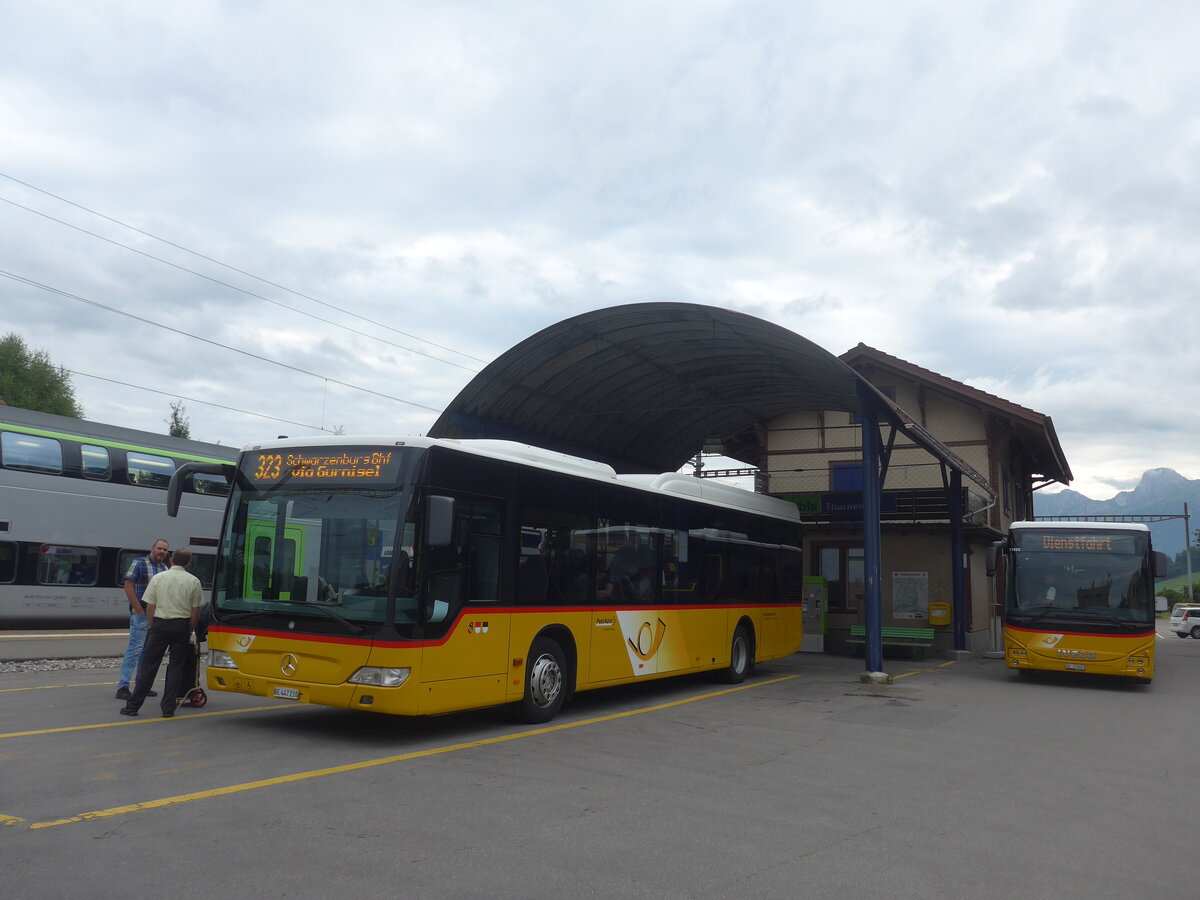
left=169, top=436, right=803, bottom=722
left=987, top=521, right=1168, bottom=683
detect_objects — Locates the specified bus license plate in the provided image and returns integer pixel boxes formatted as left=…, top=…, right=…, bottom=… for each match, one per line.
left=1064, top=663, right=1086, bottom=672
left=274, top=686, right=301, bottom=700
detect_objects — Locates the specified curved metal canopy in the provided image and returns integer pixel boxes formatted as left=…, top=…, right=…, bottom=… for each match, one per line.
left=429, top=302, right=866, bottom=474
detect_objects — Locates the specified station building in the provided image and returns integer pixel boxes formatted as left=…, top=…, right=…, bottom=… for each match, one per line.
left=764, top=343, right=1070, bottom=655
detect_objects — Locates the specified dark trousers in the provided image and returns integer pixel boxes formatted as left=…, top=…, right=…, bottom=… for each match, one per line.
left=124, top=618, right=191, bottom=715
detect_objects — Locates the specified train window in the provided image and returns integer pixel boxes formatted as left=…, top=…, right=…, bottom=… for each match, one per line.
left=117, top=550, right=142, bottom=585
left=193, top=472, right=230, bottom=496
left=38, top=544, right=99, bottom=586
left=0, top=541, right=16, bottom=583
left=81, top=444, right=111, bottom=480
left=127, top=451, right=175, bottom=489
left=1, top=432, right=64, bottom=474
left=190, top=552, right=217, bottom=589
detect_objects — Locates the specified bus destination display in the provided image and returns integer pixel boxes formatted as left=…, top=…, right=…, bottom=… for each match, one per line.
left=1018, top=532, right=1140, bottom=555
left=245, top=447, right=402, bottom=486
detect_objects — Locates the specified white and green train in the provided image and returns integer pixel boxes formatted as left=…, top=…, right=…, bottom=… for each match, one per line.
left=0, top=404, right=237, bottom=625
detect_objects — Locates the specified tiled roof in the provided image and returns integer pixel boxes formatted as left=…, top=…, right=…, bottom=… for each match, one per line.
left=840, top=343, right=1046, bottom=422
left=839, top=343, right=1071, bottom=484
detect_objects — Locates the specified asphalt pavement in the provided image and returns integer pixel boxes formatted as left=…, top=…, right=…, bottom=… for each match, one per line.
left=4, top=623, right=1200, bottom=898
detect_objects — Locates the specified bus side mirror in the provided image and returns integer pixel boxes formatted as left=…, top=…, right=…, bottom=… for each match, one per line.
left=167, top=461, right=233, bottom=517
left=1154, top=551, right=1170, bottom=579
left=426, top=495, right=455, bottom=547
left=985, top=541, right=1002, bottom=577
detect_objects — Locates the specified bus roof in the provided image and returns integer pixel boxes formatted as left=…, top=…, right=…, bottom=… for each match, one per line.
left=242, top=434, right=801, bottom=523
left=1010, top=520, right=1150, bottom=533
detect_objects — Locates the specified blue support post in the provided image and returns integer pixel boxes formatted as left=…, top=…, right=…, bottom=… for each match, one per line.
left=860, top=398, right=884, bottom=673
left=949, top=470, right=966, bottom=651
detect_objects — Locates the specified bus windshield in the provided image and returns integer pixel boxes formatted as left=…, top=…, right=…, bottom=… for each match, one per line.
left=212, top=445, right=421, bottom=636
left=1006, top=529, right=1153, bottom=631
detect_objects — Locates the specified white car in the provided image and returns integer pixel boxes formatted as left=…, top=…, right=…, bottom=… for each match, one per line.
left=1169, top=604, right=1200, bottom=638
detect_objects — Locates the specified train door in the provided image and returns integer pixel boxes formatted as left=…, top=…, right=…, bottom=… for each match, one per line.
left=244, top=521, right=306, bottom=601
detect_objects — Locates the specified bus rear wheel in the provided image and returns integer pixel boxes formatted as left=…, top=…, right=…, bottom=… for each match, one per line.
left=519, top=637, right=566, bottom=723
left=721, top=625, right=752, bottom=684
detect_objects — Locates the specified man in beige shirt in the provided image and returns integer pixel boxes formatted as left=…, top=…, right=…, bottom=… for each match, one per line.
left=119, top=547, right=203, bottom=718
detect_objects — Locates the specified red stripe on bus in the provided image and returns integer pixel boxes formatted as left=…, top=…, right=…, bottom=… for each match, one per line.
left=208, top=601, right=798, bottom=649
left=1005, top=624, right=1155, bottom=639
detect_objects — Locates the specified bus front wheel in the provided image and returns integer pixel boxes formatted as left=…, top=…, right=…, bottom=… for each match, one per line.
left=519, top=637, right=566, bottom=723
left=721, top=625, right=753, bottom=684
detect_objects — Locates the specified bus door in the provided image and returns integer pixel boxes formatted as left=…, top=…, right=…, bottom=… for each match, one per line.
left=419, top=494, right=509, bottom=685
left=244, top=521, right=305, bottom=601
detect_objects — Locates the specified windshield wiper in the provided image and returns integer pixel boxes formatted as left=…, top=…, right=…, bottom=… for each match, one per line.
left=272, top=600, right=365, bottom=634
left=1073, top=608, right=1140, bottom=630
left=218, top=610, right=271, bottom=623
left=1010, top=605, right=1066, bottom=624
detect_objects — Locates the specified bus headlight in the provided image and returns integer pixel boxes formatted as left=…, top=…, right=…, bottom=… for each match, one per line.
left=209, top=649, right=238, bottom=669
left=348, top=667, right=410, bottom=687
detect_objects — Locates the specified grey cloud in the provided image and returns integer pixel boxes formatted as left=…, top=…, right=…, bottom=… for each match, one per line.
left=993, top=252, right=1089, bottom=311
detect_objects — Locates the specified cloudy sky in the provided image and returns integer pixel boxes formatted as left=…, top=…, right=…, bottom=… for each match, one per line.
left=3, top=1, right=1198, bottom=500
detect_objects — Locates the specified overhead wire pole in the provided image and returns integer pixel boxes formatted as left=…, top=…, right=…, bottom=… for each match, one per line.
left=1186, top=503, right=1193, bottom=601
left=859, top=388, right=885, bottom=678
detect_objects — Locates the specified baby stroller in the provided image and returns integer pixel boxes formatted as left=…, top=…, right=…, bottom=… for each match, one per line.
left=176, top=631, right=208, bottom=709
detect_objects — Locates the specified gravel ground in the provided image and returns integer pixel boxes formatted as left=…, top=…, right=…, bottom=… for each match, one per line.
left=0, top=657, right=121, bottom=674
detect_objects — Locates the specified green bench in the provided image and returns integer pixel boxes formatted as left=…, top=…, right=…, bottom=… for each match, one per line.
left=846, top=624, right=936, bottom=659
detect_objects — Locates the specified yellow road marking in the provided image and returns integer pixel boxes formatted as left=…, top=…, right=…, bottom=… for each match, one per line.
left=27, top=674, right=800, bottom=829
left=892, top=659, right=956, bottom=680
left=0, top=705, right=289, bottom=739
left=1, top=813, right=25, bottom=826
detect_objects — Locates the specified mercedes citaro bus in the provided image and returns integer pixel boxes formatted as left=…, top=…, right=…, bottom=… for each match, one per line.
left=169, top=436, right=805, bottom=722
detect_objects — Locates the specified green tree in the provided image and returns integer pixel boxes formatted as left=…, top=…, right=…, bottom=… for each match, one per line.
left=0, top=333, right=83, bottom=416
left=166, top=400, right=191, bottom=439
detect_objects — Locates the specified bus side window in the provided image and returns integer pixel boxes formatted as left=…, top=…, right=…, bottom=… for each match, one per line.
left=470, top=533, right=501, bottom=603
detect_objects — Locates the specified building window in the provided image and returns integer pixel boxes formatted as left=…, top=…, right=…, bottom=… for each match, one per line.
left=830, top=461, right=864, bottom=491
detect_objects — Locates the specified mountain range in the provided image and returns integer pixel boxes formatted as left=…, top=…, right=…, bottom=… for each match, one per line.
left=1034, top=468, right=1198, bottom=559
